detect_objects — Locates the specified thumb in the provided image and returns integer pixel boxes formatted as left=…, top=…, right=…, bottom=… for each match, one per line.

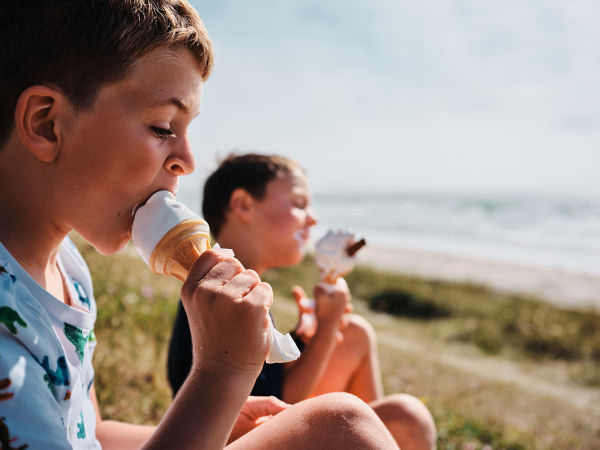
left=291, top=285, right=307, bottom=305
left=249, top=396, right=290, bottom=417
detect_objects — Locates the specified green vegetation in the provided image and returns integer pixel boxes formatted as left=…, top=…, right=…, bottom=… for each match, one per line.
left=266, top=255, right=600, bottom=386
left=80, top=241, right=180, bottom=423
left=80, top=239, right=600, bottom=449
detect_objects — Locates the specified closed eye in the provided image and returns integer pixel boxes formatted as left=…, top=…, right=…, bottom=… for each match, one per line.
left=294, top=198, right=308, bottom=209
left=151, top=126, right=175, bottom=139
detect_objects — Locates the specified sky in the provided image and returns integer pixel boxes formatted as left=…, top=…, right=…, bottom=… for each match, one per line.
left=182, top=0, right=600, bottom=199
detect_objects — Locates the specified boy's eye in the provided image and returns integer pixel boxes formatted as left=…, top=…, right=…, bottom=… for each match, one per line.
left=151, top=126, right=175, bottom=139
left=294, top=198, right=307, bottom=209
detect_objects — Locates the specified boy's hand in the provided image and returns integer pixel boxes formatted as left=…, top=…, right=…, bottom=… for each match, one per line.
left=181, top=249, right=272, bottom=376
left=292, top=285, right=315, bottom=316
left=227, top=396, right=290, bottom=444
left=294, top=284, right=353, bottom=342
left=313, top=282, right=352, bottom=337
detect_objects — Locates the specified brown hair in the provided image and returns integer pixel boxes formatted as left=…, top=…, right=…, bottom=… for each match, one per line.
left=0, top=0, right=214, bottom=147
left=202, top=153, right=302, bottom=237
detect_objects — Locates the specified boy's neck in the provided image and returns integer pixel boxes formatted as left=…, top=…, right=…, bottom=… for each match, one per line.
left=0, top=142, right=68, bottom=288
left=0, top=208, right=66, bottom=287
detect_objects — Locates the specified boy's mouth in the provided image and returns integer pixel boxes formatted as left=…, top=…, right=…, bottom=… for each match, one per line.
left=294, top=230, right=309, bottom=245
left=131, top=201, right=146, bottom=219
left=131, top=186, right=179, bottom=219
left=131, top=181, right=180, bottom=220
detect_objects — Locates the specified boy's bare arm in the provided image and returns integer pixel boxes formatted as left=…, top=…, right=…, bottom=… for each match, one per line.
left=93, top=389, right=290, bottom=449
left=94, top=251, right=270, bottom=449
left=282, top=285, right=349, bottom=404
left=93, top=385, right=156, bottom=449
left=147, top=252, right=271, bottom=449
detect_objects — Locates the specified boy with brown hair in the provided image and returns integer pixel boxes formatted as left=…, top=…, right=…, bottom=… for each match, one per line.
left=0, top=1, right=398, bottom=448
left=168, top=153, right=437, bottom=449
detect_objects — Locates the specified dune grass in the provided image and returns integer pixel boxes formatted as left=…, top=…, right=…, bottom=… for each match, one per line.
left=268, top=256, right=600, bottom=387
left=79, top=238, right=600, bottom=449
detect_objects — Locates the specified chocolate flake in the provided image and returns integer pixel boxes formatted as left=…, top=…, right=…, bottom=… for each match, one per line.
left=346, top=238, right=366, bottom=257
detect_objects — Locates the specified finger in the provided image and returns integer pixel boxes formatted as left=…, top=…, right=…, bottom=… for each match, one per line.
left=255, top=416, right=272, bottom=426
left=291, top=285, right=307, bottom=304
left=248, top=396, right=290, bottom=417
left=187, top=248, right=228, bottom=278
left=202, top=258, right=247, bottom=287
left=244, top=281, right=274, bottom=310
left=339, top=315, right=350, bottom=330
left=181, top=249, right=235, bottom=298
left=298, top=297, right=315, bottom=313
left=221, top=269, right=261, bottom=299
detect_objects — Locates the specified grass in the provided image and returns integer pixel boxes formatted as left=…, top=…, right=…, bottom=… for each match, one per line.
left=78, top=237, right=600, bottom=449
left=267, top=255, right=600, bottom=386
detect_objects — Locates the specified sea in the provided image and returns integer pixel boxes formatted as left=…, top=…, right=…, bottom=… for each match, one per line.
left=311, top=192, right=600, bottom=276
left=180, top=189, right=600, bottom=277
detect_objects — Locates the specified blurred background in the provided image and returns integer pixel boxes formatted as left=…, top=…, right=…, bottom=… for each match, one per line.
left=186, top=0, right=599, bottom=196
left=178, top=0, right=600, bottom=307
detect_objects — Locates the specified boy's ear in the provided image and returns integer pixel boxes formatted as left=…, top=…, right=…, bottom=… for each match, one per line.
left=228, top=188, right=255, bottom=223
left=14, top=85, right=69, bottom=163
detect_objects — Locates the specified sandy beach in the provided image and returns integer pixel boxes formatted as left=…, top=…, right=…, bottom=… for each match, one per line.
left=359, top=246, right=600, bottom=311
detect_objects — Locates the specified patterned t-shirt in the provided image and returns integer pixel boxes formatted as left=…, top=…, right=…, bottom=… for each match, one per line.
left=0, top=238, right=100, bottom=449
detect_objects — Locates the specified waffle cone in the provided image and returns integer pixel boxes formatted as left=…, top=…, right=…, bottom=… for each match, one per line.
left=148, top=220, right=211, bottom=281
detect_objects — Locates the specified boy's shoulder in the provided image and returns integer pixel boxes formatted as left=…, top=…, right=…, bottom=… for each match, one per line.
left=0, top=237, right=94, bottom=310
left=0, top=239, right=100, bottom=449
left=0, top=237, right=96, bottom=357
left=0, top=243, right=35, bottom=323
left=0, top=241, right=64, bottom=359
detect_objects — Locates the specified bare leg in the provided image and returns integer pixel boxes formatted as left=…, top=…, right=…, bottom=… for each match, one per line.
left=309, top=315, right=383, bottom=402
left=306, top=315, right=437, bottom=449
left=227, top=392, right=398, bottom=449
left=370, top=394, right=437, bottom=450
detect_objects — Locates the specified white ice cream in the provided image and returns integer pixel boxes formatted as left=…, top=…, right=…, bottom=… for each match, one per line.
left=132, top=190, right=208, bottom=263
left=297, top=230, right=364, bottom=339
left=314, top=230, right=358, bottom=282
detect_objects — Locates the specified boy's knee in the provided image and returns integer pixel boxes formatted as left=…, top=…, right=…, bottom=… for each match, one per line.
left=303, top=393, right=396, bottom=448
left=377, top=394, right=437, bottom=450
left=346, top=314, right=378, bottom=347
left=307, top=392, right=369, bottom=419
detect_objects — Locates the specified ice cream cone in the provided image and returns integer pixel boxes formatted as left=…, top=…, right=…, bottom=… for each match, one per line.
left=132, top=190, right=299, bottom=363
left=314, top=230, right=366, bottom=283
left=296, top=230, right=367, bottom=339
left=148, top=219, right=211, bottom=281
left=132, top=190, right=211, bottom=280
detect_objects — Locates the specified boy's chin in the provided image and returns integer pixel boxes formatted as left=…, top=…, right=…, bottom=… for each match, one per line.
left=86, top=235, right=130, bottom=256
left=281, top=249, right=305, bottom=268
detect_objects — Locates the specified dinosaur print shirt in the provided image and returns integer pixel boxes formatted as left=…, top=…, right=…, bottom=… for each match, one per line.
left=0, top=238, right=99, bottom=449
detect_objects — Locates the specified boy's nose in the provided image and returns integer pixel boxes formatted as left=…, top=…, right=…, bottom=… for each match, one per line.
left=165, top=138, right=196, bottom=176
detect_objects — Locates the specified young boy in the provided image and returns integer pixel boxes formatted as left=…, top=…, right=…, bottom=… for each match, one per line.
left=0, top=1, right=399, bottom=449
left=168, top=154, right=437, bottom=450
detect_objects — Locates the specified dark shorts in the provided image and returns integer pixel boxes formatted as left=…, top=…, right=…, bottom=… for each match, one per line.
left=167, top=300, right=303, bottom=399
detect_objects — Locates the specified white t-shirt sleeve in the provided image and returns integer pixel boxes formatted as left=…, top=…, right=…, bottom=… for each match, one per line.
left=0, top=331, right=72, bottom=449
